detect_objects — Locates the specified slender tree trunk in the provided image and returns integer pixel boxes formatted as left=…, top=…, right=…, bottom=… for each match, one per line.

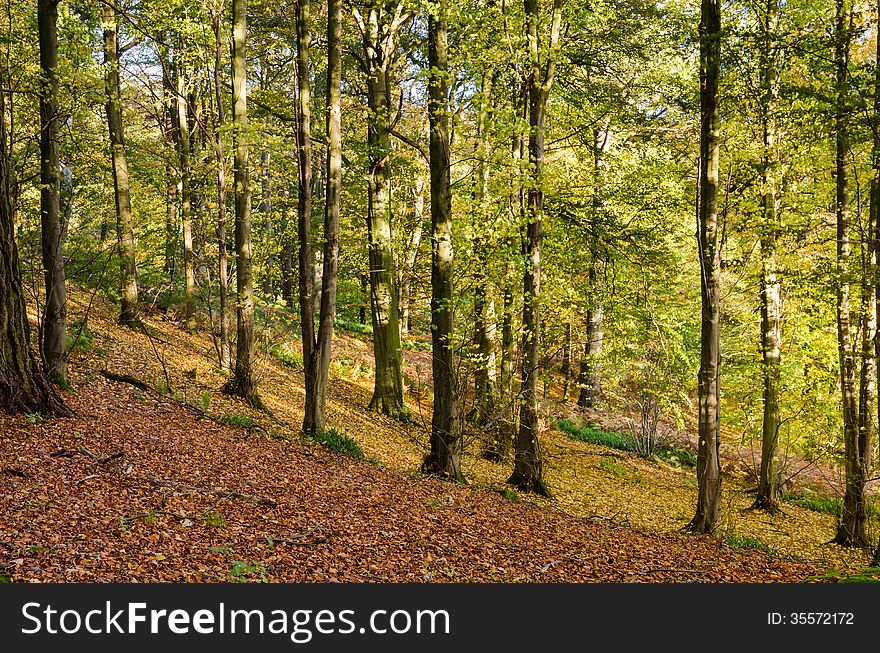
left=172, top=56, right=196, bottom=329
left=422, top=4, right=461, bottom=481
left=577, top=262, right=604, bottom=408
left=490, top=80, right=528, bottom=462
left=162, top=73, right=177, bottom=283
left=304, top=0, right=343, bottom=435
left=38, top=0, right=67, bottom=387
left=473, top=70, right=497, bottom=424
left=0, top=80, right=71, bottom=417
left=102, top=4, right=139, bottom=327
left=754, top=0, right=783, bottom=512
left=561, top=322, right=571, bottom=400
left=509, top=0, right=562, bottom=496
left=577, top=126, right=608, bottom=409
left=854, top=9, right=877, bottom=552
left=833, top=0, right=866, bottom=547
left=359, top=4, right=406, bottom=418
left=260, top=150, right=275, bottom=298
left=227, top=0, right=259, bottom=405
left=874, top=0, right=880, bottom=567
left=399, top=177, right=424, bottom=339
left=689, top=0, right=723, bottom=534
left=296, top=0, right=318, bottom=434
left=212, top=6, right=231, bottom=372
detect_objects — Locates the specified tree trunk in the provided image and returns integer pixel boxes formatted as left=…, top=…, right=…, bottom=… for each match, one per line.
left=422, top=4, right=462, bottom=481
left=304, top=0, right=343, bottom=436
left=754, top=0, right=782, bottom=512
left=577, top=262, right=604, bottom=408
left=854, top=8, right=877, bottom=552
left=171, top=55, right=196, bottom=329
left=0, top=81, right=71, bottom=417
left=260, top=150, right=275, bottom=298
left=874, top=0, right=880, bottom=567
left=490, top=80, right=528, bottom=462
left=162, top=73, right=177, bottom=283
left=834, top=0, right=869, bottom=546
left=102, top=4, right=139, bottom=327
left=558, top=322, right=570, bottom=400
left=473, top=71, right=497, bottom=424
left=399, top=177, right=424, bottom=339
left=688, top=0, right=723, bottom=534
left=38, top=0, right=68, bottom=388
left=212, top=5, right=231, bottom=372
left=226, top=0, right=259, bottom=406
left=296, top=0, right=318, bottom=434
left=358, top=4, right=406, bottom=418
left=509, top=0, right=562, bottom=496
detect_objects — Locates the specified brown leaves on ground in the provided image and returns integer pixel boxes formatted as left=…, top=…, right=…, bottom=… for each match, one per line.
left=1, top=377, right=817, bottom=583
left=0, top=291, right=836, bottom=582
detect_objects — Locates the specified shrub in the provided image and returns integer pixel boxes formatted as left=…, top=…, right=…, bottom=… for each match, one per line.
left=556, top=419, right=633, bottom=452
left=269, top=344, right=304, bottom=370
left=723, top=532, right=773, bottom=554
left=311, top=429, right=364, bottom=460
left=335, top=317, right=372, bottom=335
left=557, top=418, right=697, bottom=469
left=67, top=319, right=94, bottom=353
left=219, top=413, right=256, bottom=429
left=228, top=560, right=268, bottom=583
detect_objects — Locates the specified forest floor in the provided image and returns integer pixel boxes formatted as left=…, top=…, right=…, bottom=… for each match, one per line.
left=1, top=288, right=876, bottom=582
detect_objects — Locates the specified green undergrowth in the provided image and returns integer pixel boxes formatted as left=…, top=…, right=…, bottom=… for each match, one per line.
left=310, top=429, right=364, bottom=460
left=809, top=567, right=880, bottom=583
left=556, top=419, right=697, bottom=469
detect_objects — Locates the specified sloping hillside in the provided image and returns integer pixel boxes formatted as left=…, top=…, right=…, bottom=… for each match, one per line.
left=0, top=289, right=873, bottom=582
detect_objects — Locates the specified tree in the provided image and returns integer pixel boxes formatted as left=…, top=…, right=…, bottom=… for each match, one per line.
left=102, top=2, right=140, bottom=327
left=689, top=0, right=722, bottom=534
left=421, top=0, right=462, bottom=480
left=170, top=44, right=196, bottom=329
left=295, top=0, right=316, bottom=434
left=0, top=73, right=71, bottom=417
left=227, top=0, right=259, bottom=405
left=753, top=0, right=783, bottom=513
left=211, top=2, right=231, bottom=372
left=472, top=70, right=498, bottom=425
left=509, top=0, right=563, bottom=496
left=832, top=0, right=870, bottom=548
left=38, top=0, right=68, bottom=388
left=577, top=124, right=609, bottom=409
left=353, top=1, right=408, bottom=418
left=302, top=0, right=343, bottom=435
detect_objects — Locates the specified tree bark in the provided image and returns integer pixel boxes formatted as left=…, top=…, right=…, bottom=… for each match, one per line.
left=577, top=261, right=604, bottom=408
left=296, top=0, right=317, bottom=434
left=260, top=150, right=275, bottom=298
left=421, top=3, right=462, bottom=481
left=399, top=177, right=424, bottom=339
left=212, top=5, right=231, bottom=372
left=161, top=70, right=177, bottom=283
left=834, top=0, right=869, bottom=546
left=753, top=0, right=783, bottom=512
left=473, top=71, right=497, bottom=425
left=509, top=0, right=562, bottom=496
left=102, top=4, right=139, bottom=327
left=38, top=0, right=68, bottom=388
left=304, top=0, right=343, bottom=436
left=356, top=2, right=407, bottom=418
left=688, top=0, right=723, bottom=534
left=226, top=0, right=259, bottom=405
left=171, top=53, right=196, bottom=329
left=0, top=80, right=71, bottom=417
